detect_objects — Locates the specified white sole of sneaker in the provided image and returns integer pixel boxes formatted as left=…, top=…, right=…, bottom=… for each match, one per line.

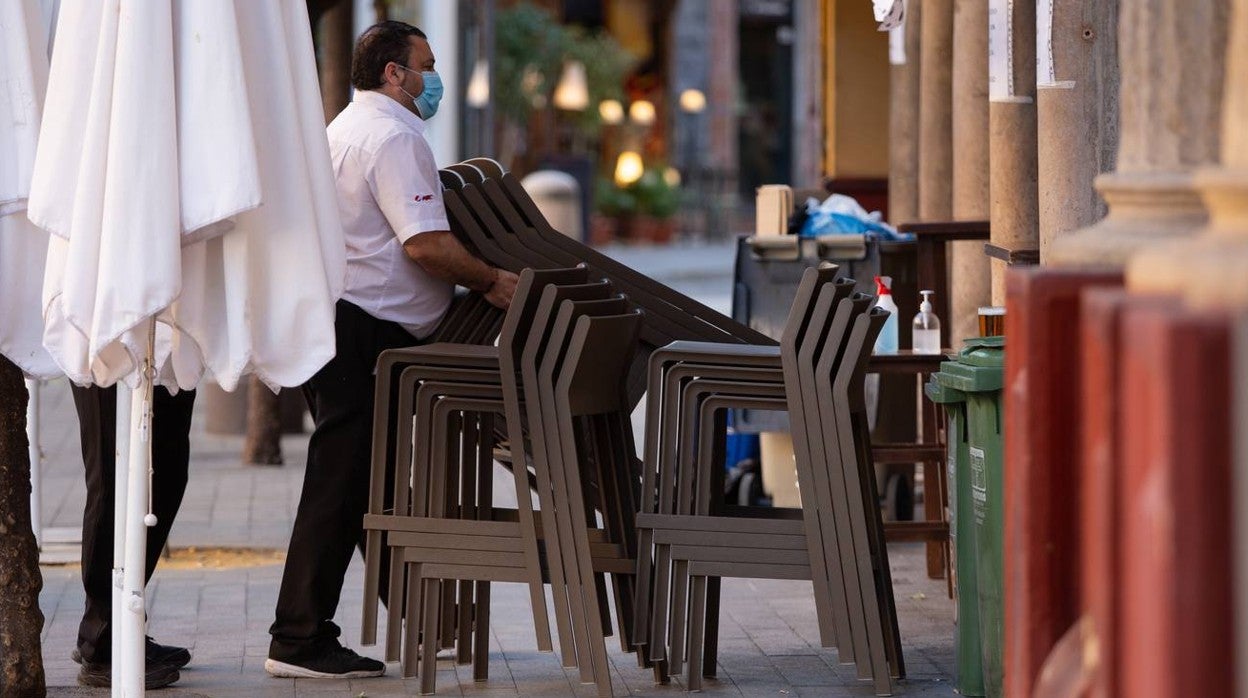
left=263, top=658, right=385, bottom=679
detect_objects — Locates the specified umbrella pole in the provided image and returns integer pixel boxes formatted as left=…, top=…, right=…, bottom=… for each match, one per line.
left=120, top=319, right=157, bottom=696
left=25, top=379, right=42, bottom=549
left=112, top=384, right=132, bottom=695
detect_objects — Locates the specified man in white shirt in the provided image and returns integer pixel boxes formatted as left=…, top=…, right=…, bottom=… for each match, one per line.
left=266, top=20, right=518, bottom=679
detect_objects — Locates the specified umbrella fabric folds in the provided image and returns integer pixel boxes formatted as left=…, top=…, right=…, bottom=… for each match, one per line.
left=29, top=0, right=345, bottom=392
left=0, top=0, right=57, bottom=378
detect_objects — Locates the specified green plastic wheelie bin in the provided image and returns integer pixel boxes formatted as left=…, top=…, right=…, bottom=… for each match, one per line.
left=932, top=336, right=1005, bottom=697
left=925, top=375, right=985, bottom=697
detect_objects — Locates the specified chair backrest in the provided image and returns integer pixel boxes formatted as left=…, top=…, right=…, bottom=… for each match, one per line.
left=777, top=265, right=840, bottom=354
left=559, top=311, right=645, bottom=417
left=504, top=280, right=615, bottom=381
left=496, top=267, right=592, bottom=360
left=439, top=168, right=467, bottom=191
left=463, top=157, right=506, bottom=179
left=537, top=297, right=633, bottom=417
left=446, top=162, right=486, bottom=185
left=838, top=306, right=889, bottom=413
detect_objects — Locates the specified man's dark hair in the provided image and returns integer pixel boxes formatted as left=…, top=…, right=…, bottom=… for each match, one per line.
left=350, top=21, right=427, bottom=91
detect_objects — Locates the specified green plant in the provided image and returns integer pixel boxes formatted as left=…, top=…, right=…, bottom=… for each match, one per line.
left=595, top=177, right=636, bottom=217
left=494, top=3, right=636, bottom=136
left=494, top=3, right=569, bottom=125
left=562, top=29, right=635, bottom=139
left=628, top=168, right=681, bottom=219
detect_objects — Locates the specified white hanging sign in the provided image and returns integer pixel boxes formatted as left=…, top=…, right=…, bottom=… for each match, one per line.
left=988, top=0, right=1013, bottom=100
left=889, top=23, right=906, bottom=65
left=1036, top=0, right=1057, bottom=86
left=874, top=0, right=905, bottom=31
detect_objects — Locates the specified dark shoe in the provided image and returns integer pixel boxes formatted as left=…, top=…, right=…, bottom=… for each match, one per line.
left=77, top=659, right=180, bottom=689
left=145, top=637, right=192, bottom=669
left=265, top=640, right=385, bottom=679
left=72, top=636, right=191, bottom=669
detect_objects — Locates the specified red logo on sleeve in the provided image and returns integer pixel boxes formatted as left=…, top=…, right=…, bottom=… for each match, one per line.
left=414, top=194, right=435, bottom=202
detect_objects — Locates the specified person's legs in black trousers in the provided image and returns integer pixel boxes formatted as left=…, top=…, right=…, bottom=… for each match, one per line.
left=269, top=300, right=416, bottom=670
left=73, top=384, right=195, bottom=668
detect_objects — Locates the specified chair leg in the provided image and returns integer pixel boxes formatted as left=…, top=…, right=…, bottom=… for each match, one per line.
left=473, top=581, right=491, bottom=682
left=403, top=562, right=422, bottom=679
left=456, top=580, right=474, bottom=665
left=421, top=578, right=442, bottom=695
left=385, top=554, right=406, bottom=662
left=702, top=577, right=720, bottom=678
left=668, top=558, right=689, bottom=676
left=649, top=545, right=673, bottom=663
left=687, top=575, right=707, bottom=692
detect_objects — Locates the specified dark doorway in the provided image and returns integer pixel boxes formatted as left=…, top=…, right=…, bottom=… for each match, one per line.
left=738, top=1, right=794, bottom=198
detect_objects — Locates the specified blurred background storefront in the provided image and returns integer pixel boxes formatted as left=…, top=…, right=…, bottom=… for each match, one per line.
left=316, top=0, right=890, bottom=243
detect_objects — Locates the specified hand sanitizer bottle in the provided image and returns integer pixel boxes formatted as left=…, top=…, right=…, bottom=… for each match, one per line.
left=912, top=289, right=942, bottom=354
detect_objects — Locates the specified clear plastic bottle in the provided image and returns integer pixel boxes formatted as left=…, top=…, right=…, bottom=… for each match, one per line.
left=912, top=289, right=942, bottom=354
left=873, top=275, right=899, bottom=354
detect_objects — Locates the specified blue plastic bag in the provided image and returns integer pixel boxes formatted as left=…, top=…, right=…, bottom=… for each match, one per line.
left=797, top=194, right=914, bottom=242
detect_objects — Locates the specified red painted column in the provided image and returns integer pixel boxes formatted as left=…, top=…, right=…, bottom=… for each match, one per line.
left=1076, top=291, right=1185, bottom=697
left=1117, top=304, right=1234, bottom=698
left=1003, top=268, right=1121, bottom=698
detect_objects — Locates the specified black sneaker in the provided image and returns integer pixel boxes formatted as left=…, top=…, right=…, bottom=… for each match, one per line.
left=264, top=641, right=386, bottom=679
left=72, top=637, right=192, bottom=669
left=77, top=659, right=180, bottom=689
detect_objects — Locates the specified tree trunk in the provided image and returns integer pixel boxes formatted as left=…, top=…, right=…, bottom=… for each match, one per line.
left=0, top=356, right=46, bottom=697
left=317, top=0, right=355, bottom=123
left=242, top=378, right=284, bottom=466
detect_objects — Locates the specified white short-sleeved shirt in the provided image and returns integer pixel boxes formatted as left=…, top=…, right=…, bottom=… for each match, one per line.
left=327, top=89, right=453, bottom=339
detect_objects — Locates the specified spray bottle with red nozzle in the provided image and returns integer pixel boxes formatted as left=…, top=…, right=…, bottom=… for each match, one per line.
left=873, top=275, right=899, bottom=354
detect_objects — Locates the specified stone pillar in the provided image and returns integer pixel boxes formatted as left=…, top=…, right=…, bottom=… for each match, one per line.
left=988, top=0, right=1039, bottom=302
left=420, top=0, right=460, bottom=166
left=919, top=0, right=954, bottom=221
left=949, top=0, right=991, bottom=345
left=1126, top=0, right=1243, bottom=305
left=1048, top=0, right=1228, bottom=270
left=317, top=0, right=354, bottom=123
left=888, top=0, right=922, bottom=224
left=708, top=0, right=739, bottom=215
left=1036, top=0, right=1120, bottom=259
left=791, top=0, right=823, bottom=187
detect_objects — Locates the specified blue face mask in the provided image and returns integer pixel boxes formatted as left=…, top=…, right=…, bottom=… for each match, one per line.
left=397, top=65, right=443, bottom=120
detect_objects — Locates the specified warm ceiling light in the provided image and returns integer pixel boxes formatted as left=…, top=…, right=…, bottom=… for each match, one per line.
left=629, top=100, right=656, bottom=126
left=598, top=99, right=624, bottom=124
left=466, top=59, right=489, bottom=108
left=664, top=167, right=681, bottom=187
left=678, top=88, right=706, bottom=113
left=614, top=151, right=644, bottom=187
left=552, top=61, right=590, bottom=111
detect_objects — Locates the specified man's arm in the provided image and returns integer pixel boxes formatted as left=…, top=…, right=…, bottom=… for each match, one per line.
left=403, top=231, right=518, bottom=309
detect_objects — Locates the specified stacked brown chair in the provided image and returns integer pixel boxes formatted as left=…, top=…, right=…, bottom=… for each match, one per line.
left=437, top=158, right=775, bottom=409
left=365, top=263, right=658, bottom=695
left=635, top=266, right=905, bottom=694
left=360, top=267, right=589, bottom=663
left=635, top=268, right=851, bottom=666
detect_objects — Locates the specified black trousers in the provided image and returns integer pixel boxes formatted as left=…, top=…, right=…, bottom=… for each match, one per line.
left=269, top=300, right=417, bottom=658
left=72, top=383, right=196, bottom=664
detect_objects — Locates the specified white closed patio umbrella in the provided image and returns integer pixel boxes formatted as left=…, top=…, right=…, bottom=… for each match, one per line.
left=1, top=0, right=57, bottom=380
left=2, top=0, right=60, bottom=555
left=27, top=1, right=345, bottom=694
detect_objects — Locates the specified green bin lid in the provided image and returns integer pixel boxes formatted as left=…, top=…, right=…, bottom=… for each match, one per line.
left=924, top=377, right=966, bottom=404
left=929, top=336, right=1005, bottom=393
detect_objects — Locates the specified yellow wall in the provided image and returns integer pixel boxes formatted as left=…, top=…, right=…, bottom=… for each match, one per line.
left=823, top=0, right=891, bottom=178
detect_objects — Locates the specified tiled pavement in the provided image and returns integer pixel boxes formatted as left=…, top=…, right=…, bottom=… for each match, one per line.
left=33, top=241, right=958, bottom=696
